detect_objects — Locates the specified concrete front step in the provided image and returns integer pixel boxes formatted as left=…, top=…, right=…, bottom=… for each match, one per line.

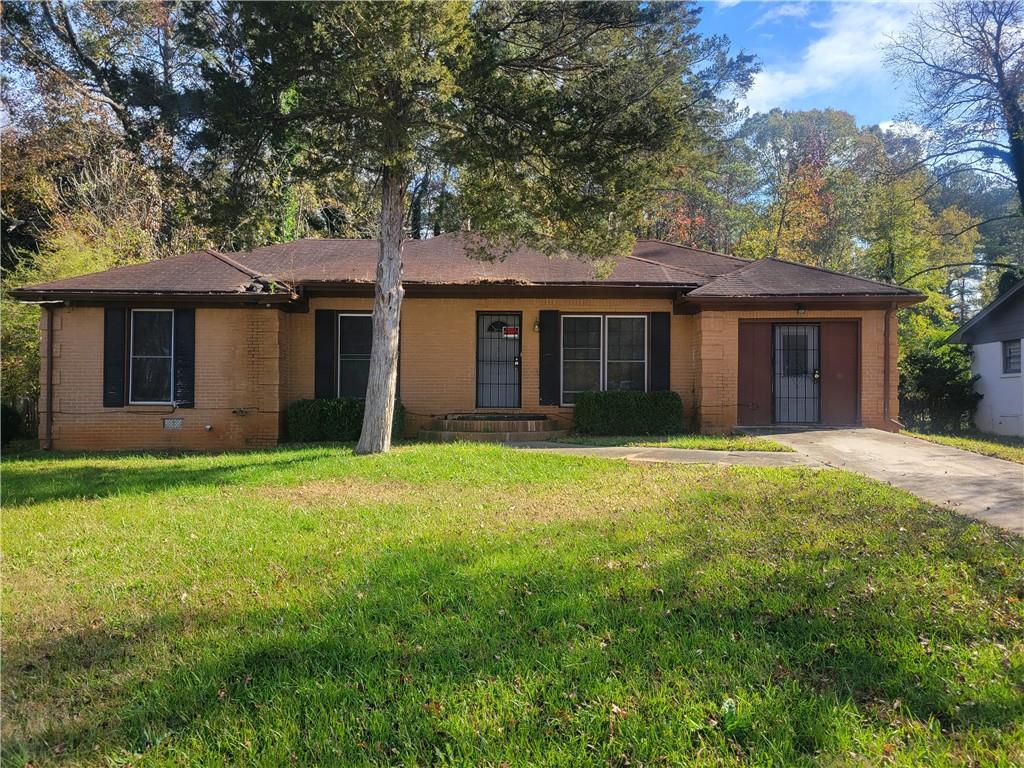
left=419, top=429, right=570, bottom=443
left=432, top=418, right=561, bottom=433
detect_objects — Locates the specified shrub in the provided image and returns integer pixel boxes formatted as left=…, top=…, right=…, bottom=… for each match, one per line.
left=284, top=398, right=405, bottom=442
left=573, top=390, right=683, bottom=435
left=899, top=344, right=981, bottom=432
left=1, top=403, right=23, bottom=448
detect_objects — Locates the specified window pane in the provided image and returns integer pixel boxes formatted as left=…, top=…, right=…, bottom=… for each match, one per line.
left=132, top=311, right=173, bottom=356
left=562, top=317, right=602, bottom=403
left=339, top=358, right=371, bottom=398
left=339, top=315, right=373, bottom=357
left=1005, top=340, right=1022, bottom=374
left=563, top=360, right=601, bottom=393
left=607, top=317, right=645, bottom=361
left=338, top=315, right=372, bottom=398
left=563, top=317, right=601, bottom=351
left=607, top=361, right=645, bottom=391
left=131, top=358, right=172, bottom=402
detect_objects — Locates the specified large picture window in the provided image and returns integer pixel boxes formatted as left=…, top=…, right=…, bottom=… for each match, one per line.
left=561, top=314, right=647, bottom=405
left=338, top=313, right=373, bottom=398
left=130, top=309, right=174, bottom=404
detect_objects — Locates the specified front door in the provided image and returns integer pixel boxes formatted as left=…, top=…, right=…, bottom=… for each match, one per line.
left=477, top=312, right=521, bottom=408
left=773, top=324, right=820, bottom=423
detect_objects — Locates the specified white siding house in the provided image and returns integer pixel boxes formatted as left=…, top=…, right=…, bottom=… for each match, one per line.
left=949, top=281, right=1024, bottom=437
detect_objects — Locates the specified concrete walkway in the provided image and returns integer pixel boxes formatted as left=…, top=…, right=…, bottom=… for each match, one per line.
left=514, top=442, right=821, bottom=467
left=516, top=429, right=1023, bottom=535
left=755, top=428, right=1023, bottom=534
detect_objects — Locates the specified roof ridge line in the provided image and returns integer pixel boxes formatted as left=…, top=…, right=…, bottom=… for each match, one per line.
left=765, top=256, right=915, bottom=293
left=624, top=253, right=704, bottom=281
left=640, top=238, right=751, bottom=263
left=205, top=249, right=266, bottom=281
left=948, top=279, right=1024, bottom=342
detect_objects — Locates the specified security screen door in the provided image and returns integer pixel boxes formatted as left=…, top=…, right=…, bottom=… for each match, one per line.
left=476, top=313, right=521, bottom=408
left=773, top=324, right=820, bottom=423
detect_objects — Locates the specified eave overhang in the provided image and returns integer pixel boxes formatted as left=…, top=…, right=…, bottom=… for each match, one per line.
left=673, top=293, right=924, bottom=314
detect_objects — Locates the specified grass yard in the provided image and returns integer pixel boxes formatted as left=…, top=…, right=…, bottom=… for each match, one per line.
left=906, top=430, right=1024, bottom=465
left=3, top=444, right=1023, bottom=767
left=550, top=433, right=792, bottom=451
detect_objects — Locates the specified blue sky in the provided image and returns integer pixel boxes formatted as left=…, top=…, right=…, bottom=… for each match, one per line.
left=697, top=1, right=926, bottom=126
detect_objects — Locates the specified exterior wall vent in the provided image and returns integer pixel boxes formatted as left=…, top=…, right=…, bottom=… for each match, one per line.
left=163, top=417, right=184, bottom=430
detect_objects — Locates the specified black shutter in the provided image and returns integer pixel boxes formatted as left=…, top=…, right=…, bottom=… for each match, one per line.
left=314, top=309, right=337, bottom=399
left=103, top=307, right=127, bottom=407
left=649, top=312, right=670, bottom=392
left=173, top=308, right=195, bottom=408
left=538, top=310, right=560, bottom=406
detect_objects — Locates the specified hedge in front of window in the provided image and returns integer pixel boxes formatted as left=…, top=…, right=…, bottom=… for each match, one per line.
left=572, top=391, right=683, bottom=435
left=285, top=398, right=405, bottom=442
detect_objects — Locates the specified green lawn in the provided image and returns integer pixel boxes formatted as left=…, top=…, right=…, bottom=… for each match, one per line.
left=3, top=444, right=1022, bottom=767
left=550, top=433, right=792, bottom=451
left=907, top=431, right=1024, bottom=465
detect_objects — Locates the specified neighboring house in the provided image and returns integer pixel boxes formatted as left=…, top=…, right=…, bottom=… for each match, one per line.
left=948, top=280, right=1024, bottom=437
left=12, top=234, right=922, bottom=451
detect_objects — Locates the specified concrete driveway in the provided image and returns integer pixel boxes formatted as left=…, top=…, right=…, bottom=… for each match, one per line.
left=756, top=428, right=1023, bottom=534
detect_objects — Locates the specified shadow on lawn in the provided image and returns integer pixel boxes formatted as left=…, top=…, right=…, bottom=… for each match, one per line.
left=0, top=449, right=340, bottom=506
left=8, top=517, right=1023, bottom=766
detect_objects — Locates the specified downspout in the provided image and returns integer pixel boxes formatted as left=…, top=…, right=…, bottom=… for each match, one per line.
left=43, top=304, right=55, bottom=450
left=883, top=302, right=903, bottom=431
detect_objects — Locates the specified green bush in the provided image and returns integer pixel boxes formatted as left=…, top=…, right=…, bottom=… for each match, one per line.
left=2, top=403, right=24, bottom=448
left=899, top=344, right=981, bottom=432
left=284, top=398, right=405, bottom=442
left=573, top=390, right=683, bottom=435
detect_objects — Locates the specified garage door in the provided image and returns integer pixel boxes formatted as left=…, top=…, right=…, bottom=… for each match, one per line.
left=737, top=321, right=859, bottom=426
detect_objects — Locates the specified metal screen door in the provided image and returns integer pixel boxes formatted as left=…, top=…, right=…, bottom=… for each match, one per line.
left=476, top=313, right=521, bottom=408
left=773, top=324, right=820, bottom=423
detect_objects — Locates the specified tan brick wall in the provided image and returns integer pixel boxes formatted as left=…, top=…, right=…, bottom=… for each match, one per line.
left=41, top=298, right=897, bottom=450
left=281, top=297, right=695, bottom=435
left=41, top=306, right=283, bottom=451
left=695, top=308, right=900, bottom=433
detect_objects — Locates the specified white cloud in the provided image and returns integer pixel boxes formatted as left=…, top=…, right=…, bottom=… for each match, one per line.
left=751, top=2, right=811, bottom=29
left=743, top=1, right=921, bottom=114
left=713, top=0, right=744, bottom=7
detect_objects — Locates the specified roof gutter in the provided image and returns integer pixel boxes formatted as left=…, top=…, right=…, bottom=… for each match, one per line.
left=9, top=290, right=297, bottom=305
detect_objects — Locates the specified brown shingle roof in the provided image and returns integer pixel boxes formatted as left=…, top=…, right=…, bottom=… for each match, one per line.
left=12, top=233, right=920, bottom=301
left=687, top=257, right=918, bottom=298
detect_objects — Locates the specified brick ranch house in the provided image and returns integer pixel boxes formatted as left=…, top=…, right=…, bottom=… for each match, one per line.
left=13, top=234, right=922, bottom=451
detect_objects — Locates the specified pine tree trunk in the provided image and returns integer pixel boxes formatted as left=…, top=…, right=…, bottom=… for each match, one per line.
left=355, top=166, right=406, bottom=455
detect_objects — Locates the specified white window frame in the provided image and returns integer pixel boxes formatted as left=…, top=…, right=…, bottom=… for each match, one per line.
left=604, top=315, right=648, bottom=395
left=560, top=314, right=603, bottom=407
left=337, top=312, right=373, bottom=398
left=1003, top=339, right=1022, bottom=376
left=560, top=314, right=648, bottom=407
left=128, top=308, right=175, bottom=405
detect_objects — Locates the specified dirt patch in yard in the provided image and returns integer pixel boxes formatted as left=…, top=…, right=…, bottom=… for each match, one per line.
left=263, top=464, right=752, bottom=525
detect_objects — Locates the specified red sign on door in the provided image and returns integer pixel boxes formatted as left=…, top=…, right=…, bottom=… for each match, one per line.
left=503, top=326, right=520, bottom=338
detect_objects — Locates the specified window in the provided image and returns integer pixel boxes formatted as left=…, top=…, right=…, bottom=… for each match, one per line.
left=338, top=313, right=373, bottom=398
left=1004, top=339, right=1022, bottom=375
left=606, top=316, right=646, bottom=391
left=561, top=314, right=647, bottom=405
left=130, top=309, right=174, bottom=404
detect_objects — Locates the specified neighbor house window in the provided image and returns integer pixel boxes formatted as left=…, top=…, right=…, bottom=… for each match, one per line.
left=338, top=313, right=373, bottom=398
left=129, top=309, right=174, bottom=404
left=1003, top=339, right=1021, bottom=375
left=561, top=314, right=647, bottom=405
